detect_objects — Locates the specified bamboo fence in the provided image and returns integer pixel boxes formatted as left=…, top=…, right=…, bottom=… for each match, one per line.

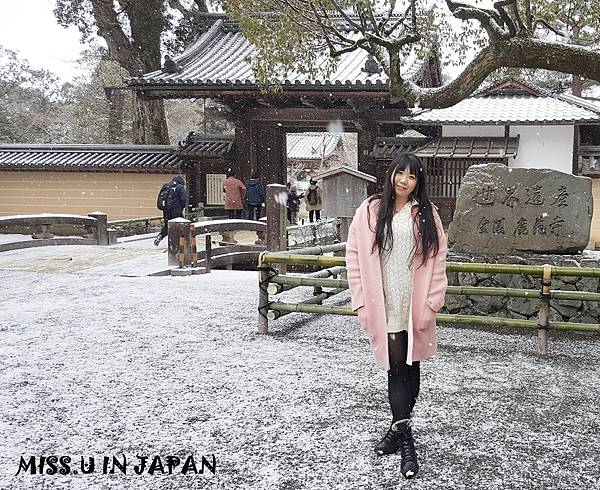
left=258, top=252, right=600, bottom=353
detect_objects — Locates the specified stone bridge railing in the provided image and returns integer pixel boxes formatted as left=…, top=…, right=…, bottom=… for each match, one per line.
left=165, top=185, right=341, bottom=273
left=0, top=212, right=115, bottom=252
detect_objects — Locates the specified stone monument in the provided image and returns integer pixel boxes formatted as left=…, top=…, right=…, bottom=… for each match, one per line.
left=448, top=164, right=593, bottom=254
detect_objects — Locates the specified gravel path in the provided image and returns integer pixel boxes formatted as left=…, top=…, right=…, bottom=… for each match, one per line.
left=1, top=268, right=599, bottom=489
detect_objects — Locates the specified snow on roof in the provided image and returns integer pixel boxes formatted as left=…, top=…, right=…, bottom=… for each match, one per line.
left=408, top=95, right=600, bottom=125
left=313, top=165, right=377, bottom=182
left=286, top=133, right=342, bottom=160
left=0, top=144, right=183, bottom=172
left=130, top=16, right=425, bottom=90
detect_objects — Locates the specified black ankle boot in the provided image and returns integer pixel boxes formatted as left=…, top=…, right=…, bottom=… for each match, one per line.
left=397, top=422, right=419, bottom=479
left=374, top=424, right=401, bottom=456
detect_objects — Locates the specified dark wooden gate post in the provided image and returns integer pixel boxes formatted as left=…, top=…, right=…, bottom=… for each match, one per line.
left=88, top=212, right=108, bottom=246
left=167, top=218, right=192, bottom=267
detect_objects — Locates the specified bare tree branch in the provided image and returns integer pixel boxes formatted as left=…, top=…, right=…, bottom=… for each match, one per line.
left=445, top=0, right=507, bottom=41
left=167, top=0, right=192, bottom=18
left=393, top=38, right=600, bottom=108
left=532, top=19, right=568, bottom=38
left=90, top=0, right=141, bottom=73
left=493, top=0, right=517, bottom=37
left=523, top=0, right=532, bottom=32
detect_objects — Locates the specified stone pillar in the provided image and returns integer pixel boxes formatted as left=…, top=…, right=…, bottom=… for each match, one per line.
left=339, top=217, right=352, bottom=243
left=167, top=218, right=193, bottom=267
left=88, top=211, right=108, bottom=246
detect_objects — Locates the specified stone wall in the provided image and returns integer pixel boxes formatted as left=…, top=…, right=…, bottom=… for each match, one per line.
left=442, top=251, right=600, bottom=324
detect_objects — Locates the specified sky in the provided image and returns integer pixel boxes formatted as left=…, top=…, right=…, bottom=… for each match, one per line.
left=0, top=0, right=91, bottom=82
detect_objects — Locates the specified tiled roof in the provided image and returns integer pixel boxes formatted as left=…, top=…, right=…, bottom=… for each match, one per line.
left=314, top=165, right=377, bottom=182
left=415, top=137, right=519, bottom=159
left=176, top=133, right=234, bottom=157
left=408, top=95, right=600, bottom=125
left=0, top=145, right=183, bottom=172
left=370, top=137, right=430, bottom=159
left=286, top=133, right=342, bottom=160
left=129, top=16, right=425, bottom=90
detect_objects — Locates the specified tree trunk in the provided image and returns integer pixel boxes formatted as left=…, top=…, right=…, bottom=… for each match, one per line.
left=90, top=0, right=169, bottom=144
left=571, top=75, right=582, bottom=97
left=132, top=94, right=170, bottom=144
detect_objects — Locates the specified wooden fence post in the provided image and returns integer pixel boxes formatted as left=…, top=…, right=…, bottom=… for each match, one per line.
left=536, top=264, right=552, bottom=355
left=167, top=218, right=192, bottom=267
left=205, top=233, right=212, bottom=273
left=258, top=252, right=269, bottom=334
left=88, top=211, right=108, bottom=246
left=266, top=184, right=288, bottom=252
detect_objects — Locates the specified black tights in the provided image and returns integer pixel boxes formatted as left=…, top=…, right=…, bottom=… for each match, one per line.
left=388, top=331, right=420, bottom=423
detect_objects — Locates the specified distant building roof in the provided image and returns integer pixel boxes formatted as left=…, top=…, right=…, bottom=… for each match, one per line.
left=176, top=133, right=234, bottom=157
left=129, top=14, right=427, bottom=91
left=407, top=81, right=600, bottom=125
left=287, top=133, right=342, bottom=161
left=370, top=137, right=429, bottom=160
left=0, top=145, right=183, bottom=172
left=415, top=137, right=519, bottom=159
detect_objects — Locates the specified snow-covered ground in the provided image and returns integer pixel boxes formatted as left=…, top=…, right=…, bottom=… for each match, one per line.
left=1, top=245, right=600, bottom=489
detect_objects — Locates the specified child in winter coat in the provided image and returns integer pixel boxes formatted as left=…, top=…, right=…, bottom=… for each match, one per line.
left=286, top=183, right=303, bottom=225
left=304, top=179, right=322, bottom=222
left=346, top=153, right=448, bottom=480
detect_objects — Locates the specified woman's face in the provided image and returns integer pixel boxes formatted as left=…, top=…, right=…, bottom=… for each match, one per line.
left=391, top=167, right=417, bottom=200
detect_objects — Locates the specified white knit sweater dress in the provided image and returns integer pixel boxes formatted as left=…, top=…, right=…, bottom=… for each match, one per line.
left=379, top=200, right=415, bottom=333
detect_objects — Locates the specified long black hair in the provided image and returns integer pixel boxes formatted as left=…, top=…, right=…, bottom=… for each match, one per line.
left=368, top=152, right=440, bottom=267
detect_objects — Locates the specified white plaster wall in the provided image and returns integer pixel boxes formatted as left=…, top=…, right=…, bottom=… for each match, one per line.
left=508, top=125, right=573, bottom=173
left=442, top=125, right=505, bottom=137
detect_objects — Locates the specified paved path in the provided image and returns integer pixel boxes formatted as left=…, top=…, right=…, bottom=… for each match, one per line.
left=0, top=230, right=262, bottom=276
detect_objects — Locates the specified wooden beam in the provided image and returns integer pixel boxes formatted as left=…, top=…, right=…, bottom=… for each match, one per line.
left=244, top=107, right=410, bottom=123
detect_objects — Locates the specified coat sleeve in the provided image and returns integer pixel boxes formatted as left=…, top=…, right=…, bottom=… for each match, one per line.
left=157, top=184, right=167, bottom=209
left=426, top=208, right=448, bottom=312
left=240, top=182, right=246, bottom=200
left=178, top=185, right=188, bottom=210
left=346, top=205, right=365, bottom=311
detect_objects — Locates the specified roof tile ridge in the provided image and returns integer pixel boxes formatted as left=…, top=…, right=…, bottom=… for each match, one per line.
left=554, top=92, right=600, bottom=116
left=175, top=18, right=225, bottom=67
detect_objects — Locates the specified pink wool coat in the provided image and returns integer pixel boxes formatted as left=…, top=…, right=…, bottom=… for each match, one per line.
left=223, top=177, right=246, bottom=210
left=346, top=198, right=448, bottom=370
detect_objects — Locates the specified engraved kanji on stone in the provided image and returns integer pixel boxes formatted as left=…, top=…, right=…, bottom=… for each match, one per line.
left=525, top=185, right=545, bottom=205
left=492, top=218, right=506, bottom=235
left=477, top=216, right=491, bottom=234
left=472, top=185, right=496, bottom=205
left=502, top=185, right=520, bottom=208
left=532, top=217, right=547, bottom=235
left=513, top=217, right=528, bottom=235
left=549, top=216, right=565, bottom=236
left=550, top=186, right=569, bottom=207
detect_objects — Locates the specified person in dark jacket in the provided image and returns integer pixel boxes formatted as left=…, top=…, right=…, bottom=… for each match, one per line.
left=245, top=172, right=265, bottom=220
left=154, top=175, right=188, bottom=246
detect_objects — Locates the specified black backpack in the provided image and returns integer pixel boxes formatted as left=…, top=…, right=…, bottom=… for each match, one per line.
left=307, top=188, right=319, bottom=206
left=157, top=184, right=176, bottom=211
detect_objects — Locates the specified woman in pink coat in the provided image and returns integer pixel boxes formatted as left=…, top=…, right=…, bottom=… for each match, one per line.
left=346, top=153, right=447, bottom=479
left=222, top=171, right=246, bottom=219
